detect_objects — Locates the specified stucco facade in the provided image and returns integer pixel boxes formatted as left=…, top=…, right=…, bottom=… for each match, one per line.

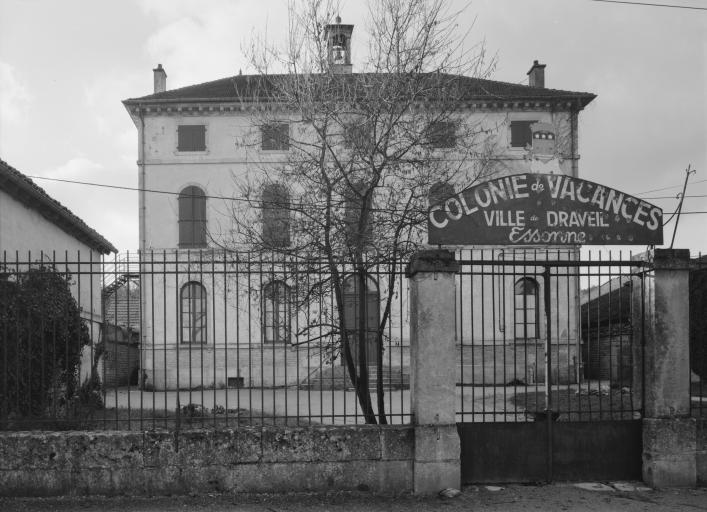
left=124, top=43, right=594, bottom=389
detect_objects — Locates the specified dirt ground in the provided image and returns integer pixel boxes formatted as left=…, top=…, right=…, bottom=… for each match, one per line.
left=2, top=483, right=707, bottom=512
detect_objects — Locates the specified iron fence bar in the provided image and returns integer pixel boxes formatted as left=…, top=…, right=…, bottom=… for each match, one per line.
left=542, top=262, right=553, bottom=482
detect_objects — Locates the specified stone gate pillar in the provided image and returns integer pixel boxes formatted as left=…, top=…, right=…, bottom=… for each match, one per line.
left=406, top=249, right=460, bottom=494
left=642, top=248, right=696, bottom=487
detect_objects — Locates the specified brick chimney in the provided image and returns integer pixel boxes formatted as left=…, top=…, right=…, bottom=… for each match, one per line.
left=527, top=60, right=546, bottom=88
left=153, top=64, right=167, bottom=93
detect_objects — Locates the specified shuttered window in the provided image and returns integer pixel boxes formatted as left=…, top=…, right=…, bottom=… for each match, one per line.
left=262, top=183, right=291, bottom=248
left=428, top=182, right=455, bottom=208
left=177, top=125, right=206, bottom=151
left=261, top=123, right=289, bottom=151
left=510, top=120, right=536, bottom=148
left=426, top=121, right=456, bottom=148
left=344, top=180, right=372, bottom=246
left=178, top=186, right=207, bottom=248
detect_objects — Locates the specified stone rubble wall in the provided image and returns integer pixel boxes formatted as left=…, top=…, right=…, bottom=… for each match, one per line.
left=0, top=425, right=414, bottom=496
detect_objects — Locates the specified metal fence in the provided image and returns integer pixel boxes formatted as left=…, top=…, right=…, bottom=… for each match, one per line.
left=2, top=248, right=703, bottom=431
left=455, top=249, right=648, bottom=423
left=0, top=250, right=412, bottom=430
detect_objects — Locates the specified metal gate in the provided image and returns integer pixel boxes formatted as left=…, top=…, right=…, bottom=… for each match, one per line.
left=455, top=249, right=648, bottom=482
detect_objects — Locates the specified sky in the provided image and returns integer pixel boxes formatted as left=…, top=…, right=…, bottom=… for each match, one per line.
left=0, top=0, right=705, bottom=255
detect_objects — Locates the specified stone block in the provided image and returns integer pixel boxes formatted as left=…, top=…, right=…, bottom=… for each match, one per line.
left=0, top=468, right=77, bottom=496
left=0, top=432, right=71, bottom=470
left=414, top=424, right=460, bottom=462
left=140, top=466, right=183, bottom=496
left=380, top=426, right=414, bottom=460
left=179, top=465, right=237, bottom=494
left=260, top=426, right=380, bottom=463
left=209, top=428, right=261, bottom=465
left=643, top=454, right=696, bottom=488
left=169, top=430, right=216, bottom=467
left=413, top=460, right=460, bottom=495
left=643, top=418, right=696, bottom=456
left=68, top=431, right=144, bottom=469
left=376, top=460, right=413, bottom=492
left=142, top=431, right=175, bottom=468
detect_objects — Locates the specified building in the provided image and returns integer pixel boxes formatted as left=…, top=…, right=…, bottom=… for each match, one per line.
left=0, top=158, right=117, bottom=381
left=123, top=19, right=595, bottom=390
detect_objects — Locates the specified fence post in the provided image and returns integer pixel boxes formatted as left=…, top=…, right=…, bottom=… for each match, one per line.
left=642, top=248, right=696, bottom=487
left=406, top=249, right=460, bottom=494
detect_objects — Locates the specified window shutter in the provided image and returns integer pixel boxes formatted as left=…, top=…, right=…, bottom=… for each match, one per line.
left=178, top=125, right=206, bottom=151
left=261, top=123, right=289, bottom=150
left=510, top=121, right=536, bottom=148
left=427, top=121, right=456, bottom=148
left=178, top=186, right=207, bottom=247
left=262, top=184, right=291, bottom=248
left=428, top=182, right=455, bottom=207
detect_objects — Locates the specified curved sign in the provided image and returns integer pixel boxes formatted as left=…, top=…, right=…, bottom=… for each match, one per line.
left=428, top=173, right=663, bottom=246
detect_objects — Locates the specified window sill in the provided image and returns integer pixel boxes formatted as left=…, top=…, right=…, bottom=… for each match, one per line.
left=174, top=150, right=210, bottom=156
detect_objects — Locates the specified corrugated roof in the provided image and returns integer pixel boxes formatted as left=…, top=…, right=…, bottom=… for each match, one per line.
left=0, top=159, right=117, bottom=254
left=124, top=72, right=596, bottom=108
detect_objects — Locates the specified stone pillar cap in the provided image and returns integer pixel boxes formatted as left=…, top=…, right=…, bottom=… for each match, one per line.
left=652, top=248, right=690, bottom=270
left=406, top=249, right=459, bottom=277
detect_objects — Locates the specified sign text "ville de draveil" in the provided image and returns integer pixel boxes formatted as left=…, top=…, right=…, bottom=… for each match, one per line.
left=427, top=173, right=663, bottom=246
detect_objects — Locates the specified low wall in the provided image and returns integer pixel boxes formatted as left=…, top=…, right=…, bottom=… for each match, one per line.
left=0, top=425, right=414, bottom=496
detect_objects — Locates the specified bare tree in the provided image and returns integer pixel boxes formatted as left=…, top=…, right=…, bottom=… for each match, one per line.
left=227, top=0, right=499, bottom=424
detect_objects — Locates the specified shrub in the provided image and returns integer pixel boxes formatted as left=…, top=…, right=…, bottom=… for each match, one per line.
left=0, top=266, right=91, bottom=425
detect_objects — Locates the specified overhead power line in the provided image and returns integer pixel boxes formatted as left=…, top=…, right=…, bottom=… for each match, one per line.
left=26, top=174, right=707, bottom=216
left=642, top=194, right=707, bottom=199
left=589, top=0, right=707, bottom=10
left=636, top=179, right=707, bottom=195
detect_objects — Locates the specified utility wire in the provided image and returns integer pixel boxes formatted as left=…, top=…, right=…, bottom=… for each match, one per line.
left=636, top=179, right=707, bottom=195
left=26, top=174, right=707, bottom=215
left=589, top=0, right=707, bottom=10
left=642, top=194, right=707, bottom=199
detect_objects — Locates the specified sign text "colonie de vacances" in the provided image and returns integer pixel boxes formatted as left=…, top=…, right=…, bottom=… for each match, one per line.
left=428, top=173, right=663, bottom=246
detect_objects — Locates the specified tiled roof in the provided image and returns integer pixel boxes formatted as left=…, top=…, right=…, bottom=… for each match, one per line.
left=0, top=159, right=117, bottom=254
left=124, top=72, right=596, bottom=108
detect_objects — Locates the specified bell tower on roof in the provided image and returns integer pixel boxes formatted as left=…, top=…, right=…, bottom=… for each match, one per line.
left=325, top=16, right=354, bottom=74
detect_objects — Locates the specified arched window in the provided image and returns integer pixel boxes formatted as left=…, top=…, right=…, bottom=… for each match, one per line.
left=262, top=183, right=291, bottom=248
left=514, top=277, right=539, bottom=340
left=178, top=186, right=207, bottom=248
left=180, top=281, right=207, bottom=344
left=342, top=273, right=380, bottom=365
left=262, top=281, right=291, bottom=343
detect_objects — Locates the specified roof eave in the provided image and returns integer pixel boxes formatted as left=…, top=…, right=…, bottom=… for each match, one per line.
left=0, top=166, right=117, bottom=255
